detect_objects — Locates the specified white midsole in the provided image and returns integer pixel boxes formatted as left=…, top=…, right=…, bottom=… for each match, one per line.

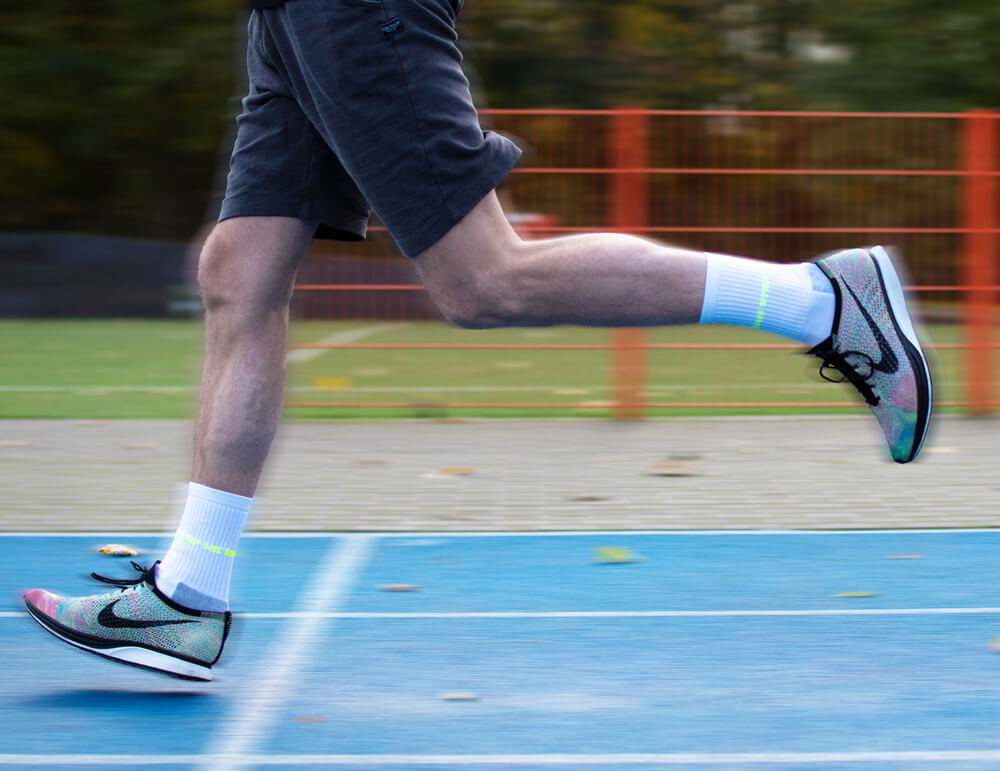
left=870, top=247, right=919, bottom=347
left=869, top=245, right=933, bottom=454
left=27, top=609, right=212, bottom=681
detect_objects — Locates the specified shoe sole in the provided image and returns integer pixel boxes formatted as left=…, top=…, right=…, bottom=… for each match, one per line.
left=24, top=600, right=213, bottom=681
left=868, top=246, right=933, bottom=462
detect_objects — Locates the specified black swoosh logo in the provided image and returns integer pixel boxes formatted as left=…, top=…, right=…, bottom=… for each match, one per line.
left=98, top=598, right=199, bottom=629
left=842, top=280, right=900, bottom=375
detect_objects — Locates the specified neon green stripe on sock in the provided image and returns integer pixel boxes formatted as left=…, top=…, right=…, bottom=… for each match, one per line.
left=753, top=276, right=770, bottom=328
left=177, top=532, right=240, bottom=557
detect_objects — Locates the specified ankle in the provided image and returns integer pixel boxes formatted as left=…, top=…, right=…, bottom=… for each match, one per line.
left=700, top=255, right=835, bottom=346
left=156, top=482, right=252, bottom=612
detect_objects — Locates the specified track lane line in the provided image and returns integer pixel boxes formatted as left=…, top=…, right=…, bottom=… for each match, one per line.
left=6, top=750, right=1000, bottom=765
left=236, top=608, right=1000, bottom=618
left=3, top=529, right=1000, bottom=537
left=7, top=609, right=1000, bottom=620
left=204, top=534, right=373, bottom=771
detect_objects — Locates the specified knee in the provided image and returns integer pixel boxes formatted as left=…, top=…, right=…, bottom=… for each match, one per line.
left=428, top=265, right=526, bottom=329
left=429, top=284, right=497, bottom=330
left=197, top=230, right=294, bottom=323
left=422, top=246, right=535, bottom=330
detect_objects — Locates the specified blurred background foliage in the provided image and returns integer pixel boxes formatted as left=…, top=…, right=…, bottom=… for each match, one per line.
left=1, top=0, right=998, bottom=241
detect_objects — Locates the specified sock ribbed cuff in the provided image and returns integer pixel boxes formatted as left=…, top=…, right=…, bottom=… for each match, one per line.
left=156, top=482, right=252, bottom=612
left=700, top=255, right=834, bottom=347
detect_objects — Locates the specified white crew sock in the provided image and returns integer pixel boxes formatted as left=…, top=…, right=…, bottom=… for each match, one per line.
left=699, top=254, right=836, bottom=346
left=155, top=482, right=252, bottom=612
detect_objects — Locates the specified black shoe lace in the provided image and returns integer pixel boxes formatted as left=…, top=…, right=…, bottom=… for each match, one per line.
left=91, top=560, right=157, bottom=588
left=815, top=348, right=880, bottom=406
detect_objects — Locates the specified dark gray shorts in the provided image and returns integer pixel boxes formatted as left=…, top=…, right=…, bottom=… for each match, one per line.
left=220, top=0, right=521, bottom=257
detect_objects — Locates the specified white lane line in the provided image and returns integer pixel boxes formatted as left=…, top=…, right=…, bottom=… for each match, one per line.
left=4, top=608, right=999, bottom=621
left=3, top=529, right=999, bottom=538
left=5, top=751, right=1000, bottom=766
left=0, top=758, right=204, bottom=767
left=363, top=529, right=1000, bottom=538
left=235, top=608, right=1000, bottom=619
left=286, top=322, right=408, bottom=364
left=205, top=535, right=373, bottom=771
left=196, top=750, right=1000, bottom=765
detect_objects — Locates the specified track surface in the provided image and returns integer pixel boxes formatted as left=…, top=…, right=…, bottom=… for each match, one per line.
left=2, top=530, right=999, bottom=769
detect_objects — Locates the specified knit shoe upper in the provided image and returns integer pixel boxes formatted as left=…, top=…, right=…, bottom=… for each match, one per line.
left=23, top=561, right=230, bottom=681
left=810, top=247, right=933, bottom=463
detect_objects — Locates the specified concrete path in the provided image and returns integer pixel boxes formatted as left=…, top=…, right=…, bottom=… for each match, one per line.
left=0, top=416, right=996, bottom=531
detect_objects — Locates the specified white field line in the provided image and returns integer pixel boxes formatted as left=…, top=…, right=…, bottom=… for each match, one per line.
left=205, top=535, right=373, bottom=771
left=0, top=381, right=965, bottom=393
left=6, top=750, right=1000, bottom=766
left=0, top=386, right=195, bottom=392
left=286, top=322, right=409, bottom=364
left=4, top=608, right=1000, bottom=621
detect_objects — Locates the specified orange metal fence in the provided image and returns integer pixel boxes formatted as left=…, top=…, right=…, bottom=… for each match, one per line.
left=288, top=109, right=999, bottom=415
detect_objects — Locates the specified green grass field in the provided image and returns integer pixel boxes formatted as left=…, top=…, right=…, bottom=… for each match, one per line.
left=0, top=318, right=980, bottom=419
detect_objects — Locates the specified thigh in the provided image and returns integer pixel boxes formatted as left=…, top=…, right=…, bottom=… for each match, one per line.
left=220, top=11, right=372, bottom=242
left=263, top=0, right=522, bottom=257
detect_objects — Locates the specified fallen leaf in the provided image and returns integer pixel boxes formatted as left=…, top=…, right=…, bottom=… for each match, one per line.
left=593, top=546, right=645, bottom=564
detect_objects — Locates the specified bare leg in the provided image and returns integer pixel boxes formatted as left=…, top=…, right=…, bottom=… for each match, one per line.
left=489, top=231, right=706, bottom=326
left=191, top=216, right=315, bottom=497
left=415, top=191, right=707, bottom=328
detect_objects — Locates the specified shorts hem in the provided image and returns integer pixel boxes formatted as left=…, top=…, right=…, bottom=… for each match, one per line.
left=219, top=195, right=369, bottom=242
left=395, top=136, right=522, bottom=257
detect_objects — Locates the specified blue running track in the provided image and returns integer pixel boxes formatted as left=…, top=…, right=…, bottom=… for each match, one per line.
left=2, top=530, right=999, bottom=769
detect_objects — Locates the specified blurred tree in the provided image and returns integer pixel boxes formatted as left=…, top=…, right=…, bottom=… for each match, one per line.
left=0, top=0, right=241, bottom=238
left=460, top=0, right=1000, bottom=112
left=459, top=0, right=794, bottom=109
left=0, top=0, right=996, bottom=241
left=796, top=0, right=1000, bottom=111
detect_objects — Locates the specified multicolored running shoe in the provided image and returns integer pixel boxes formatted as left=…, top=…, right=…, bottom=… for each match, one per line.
left=810, top=246, right=933, bottom=463
left=23, top=561, right=230, bottom=681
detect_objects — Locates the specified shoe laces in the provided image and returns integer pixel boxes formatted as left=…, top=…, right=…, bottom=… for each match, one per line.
left=816, top=347, right=880, bottom=406
left=90, top=560, right=157, bottom=589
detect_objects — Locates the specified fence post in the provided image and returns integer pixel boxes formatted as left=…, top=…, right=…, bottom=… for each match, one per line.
left=962, top=111, right=998, bottom=414
left=612, top=109, right=648, bottom=419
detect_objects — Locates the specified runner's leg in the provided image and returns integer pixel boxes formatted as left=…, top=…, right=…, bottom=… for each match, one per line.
left=154, top=215, right=315, bottom=613
left=415, top=191, right=834, bottom=347
left=191, top=216, right=315, bottom=497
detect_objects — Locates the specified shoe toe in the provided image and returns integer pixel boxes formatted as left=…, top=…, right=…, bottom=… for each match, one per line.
left=24, top=588, right=62, bottom=619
